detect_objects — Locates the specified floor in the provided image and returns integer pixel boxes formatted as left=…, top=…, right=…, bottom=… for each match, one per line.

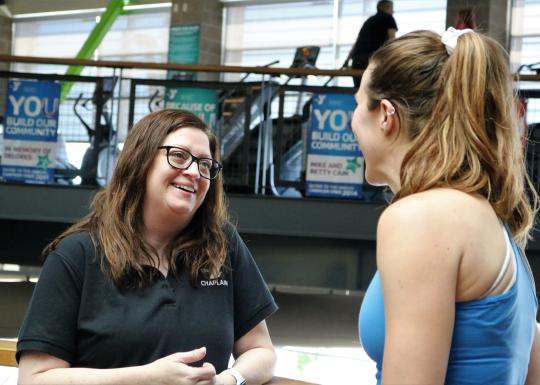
left=267, top=291, right=377, bottom=384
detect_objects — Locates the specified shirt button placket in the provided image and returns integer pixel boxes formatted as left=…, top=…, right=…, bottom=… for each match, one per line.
left=161, top=280, right=176, bottom=306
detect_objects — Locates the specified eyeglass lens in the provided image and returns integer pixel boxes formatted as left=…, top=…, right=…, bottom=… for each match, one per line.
left=166, top=147, right=220, bottom=179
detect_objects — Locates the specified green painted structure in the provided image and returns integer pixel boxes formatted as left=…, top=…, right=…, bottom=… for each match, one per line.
left=60, top=0, right=130, bottom=101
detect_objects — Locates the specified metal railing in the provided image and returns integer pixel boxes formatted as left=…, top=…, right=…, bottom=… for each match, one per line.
left=1, top=54, right=540, bottom=199
left=0, top=54, right=363, bottom=195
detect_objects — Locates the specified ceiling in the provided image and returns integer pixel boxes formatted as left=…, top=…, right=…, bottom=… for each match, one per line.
left=4, top=0, right=168, bottom=16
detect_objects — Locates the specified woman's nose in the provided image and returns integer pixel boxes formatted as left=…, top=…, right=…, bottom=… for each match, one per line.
left=183, top=161, right=200, bottom=178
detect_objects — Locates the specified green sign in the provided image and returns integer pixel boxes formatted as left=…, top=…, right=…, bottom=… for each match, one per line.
left=165, top=88, right=217, bottom=127
left=168, top=24, right=200, bottom=80
left=166, top=24, right=218, bottom=126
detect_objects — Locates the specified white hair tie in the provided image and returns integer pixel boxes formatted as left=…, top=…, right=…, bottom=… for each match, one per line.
left=441, top=27, right=474, bottom=55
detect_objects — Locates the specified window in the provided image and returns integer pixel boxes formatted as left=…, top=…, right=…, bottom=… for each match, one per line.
left=511, top=0, right=540, bottom=124
left=9, top=8, right=171, bottom=176
left=11, top=8, right=171, bottom=145
left=223, top=0, right=447, bottom=86
left=511, top=0, right=540, bottom=70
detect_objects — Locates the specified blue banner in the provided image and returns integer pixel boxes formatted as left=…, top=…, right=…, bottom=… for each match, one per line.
left=2, top=79, right=61, bottom=183
left=305, top=93, right=364, bottom=199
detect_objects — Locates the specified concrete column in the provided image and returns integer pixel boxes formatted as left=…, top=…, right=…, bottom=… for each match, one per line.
left=170, top=0, right=223, bottom=81
left=446, top=0, right=511, bottom=50
left=0, top=15, right=12, bottom=116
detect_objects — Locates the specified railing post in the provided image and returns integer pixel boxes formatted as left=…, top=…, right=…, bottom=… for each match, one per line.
left=254, top=76, right=265, bottom=194
left=127, top=78, right=137, bottom=130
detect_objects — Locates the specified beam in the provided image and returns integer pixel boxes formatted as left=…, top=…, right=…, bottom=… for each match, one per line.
left=60, top=0, right=130, bottom=101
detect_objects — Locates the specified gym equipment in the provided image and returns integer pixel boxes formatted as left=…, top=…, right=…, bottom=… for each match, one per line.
left=73, top=77, right=119, bottom=186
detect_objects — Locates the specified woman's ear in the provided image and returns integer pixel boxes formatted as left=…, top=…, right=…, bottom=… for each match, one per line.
left=379, top=99, right=398, bottom=137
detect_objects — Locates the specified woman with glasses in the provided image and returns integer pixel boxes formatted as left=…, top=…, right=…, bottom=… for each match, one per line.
left=16, top=109, right=277, bottom=385
left=353, top=29, right=539, bottom=385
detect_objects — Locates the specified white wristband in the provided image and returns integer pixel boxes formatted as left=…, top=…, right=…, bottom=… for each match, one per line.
left=222, top=368, right=246, bottom=385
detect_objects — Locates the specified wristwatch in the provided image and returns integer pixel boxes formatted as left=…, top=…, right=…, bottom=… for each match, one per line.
left=222, top=368, right=247, bottom=385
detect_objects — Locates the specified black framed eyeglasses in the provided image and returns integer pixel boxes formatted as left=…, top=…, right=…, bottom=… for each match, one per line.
left=158, top=146, right=223, bottom=180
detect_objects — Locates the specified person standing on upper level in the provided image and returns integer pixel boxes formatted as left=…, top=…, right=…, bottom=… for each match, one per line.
left=454, top=7, right=477, bottom=30
left=344, top=0, right=398, bottom=88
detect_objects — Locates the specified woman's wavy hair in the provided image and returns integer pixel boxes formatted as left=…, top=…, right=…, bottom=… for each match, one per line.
left=44, top=109, right=229, bottom=288
left=365, top=30, right=538, bottom=246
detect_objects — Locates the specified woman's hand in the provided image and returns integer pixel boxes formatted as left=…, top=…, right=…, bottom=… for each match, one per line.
left=145, top=347, right=217, bottom=385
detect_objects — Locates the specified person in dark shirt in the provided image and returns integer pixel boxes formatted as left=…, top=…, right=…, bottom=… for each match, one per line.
left=454, top=8, right=477, bottom=30
left=345, top=0, right=398, bottom=88
left=17, top=109, right=278, bottom=385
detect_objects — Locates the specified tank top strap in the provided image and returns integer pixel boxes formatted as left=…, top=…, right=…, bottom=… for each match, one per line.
left=481, top=224, right=517, bottom=298
left=504, top=224, right=537, bottom=296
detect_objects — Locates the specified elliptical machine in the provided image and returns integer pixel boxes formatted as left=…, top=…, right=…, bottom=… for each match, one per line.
left=73, top=77, right=119, bottom=186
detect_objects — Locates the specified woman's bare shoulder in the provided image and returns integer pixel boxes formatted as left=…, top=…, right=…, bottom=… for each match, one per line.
left=377, top=189, right=491, bottom=271
left=380, top=188, right=488, bottom=230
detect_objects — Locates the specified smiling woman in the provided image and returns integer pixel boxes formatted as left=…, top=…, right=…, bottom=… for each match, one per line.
left=15, top=109, right=279, bottom=385
left=143, top=126, right=215, bottom=253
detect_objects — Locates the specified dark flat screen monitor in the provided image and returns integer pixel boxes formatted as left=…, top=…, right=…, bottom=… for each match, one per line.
left=291, top=46, right=320, bottom=69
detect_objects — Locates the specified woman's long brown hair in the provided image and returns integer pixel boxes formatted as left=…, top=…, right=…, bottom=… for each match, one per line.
left=366, top=30, right=538, bottom=246
left=44, top=109, right=229, bottom=288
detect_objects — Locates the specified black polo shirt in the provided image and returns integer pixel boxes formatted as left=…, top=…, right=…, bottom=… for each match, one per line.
left=16, top=226, right=277, bottom=372
left=351, top=12, right=398, bottom=58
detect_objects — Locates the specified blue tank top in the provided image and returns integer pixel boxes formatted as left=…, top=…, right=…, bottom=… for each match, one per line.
left=358, top=228, right=538, bottom=385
